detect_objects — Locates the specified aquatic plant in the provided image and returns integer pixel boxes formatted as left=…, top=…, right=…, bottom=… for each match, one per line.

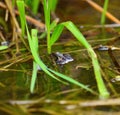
left=17, top=0, right=110, bottom=99
left=43, top=0, right=110, bottom=99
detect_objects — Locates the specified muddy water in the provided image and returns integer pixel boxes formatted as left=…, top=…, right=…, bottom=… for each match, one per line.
left=57, top=0, right=120, bottom=25
left=0, top=0, right=120, bottom=101
left=0, top=0, right=120, bottom=114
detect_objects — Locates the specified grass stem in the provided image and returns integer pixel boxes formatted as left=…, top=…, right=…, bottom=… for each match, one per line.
left=101, top=0, right=109, bottom=25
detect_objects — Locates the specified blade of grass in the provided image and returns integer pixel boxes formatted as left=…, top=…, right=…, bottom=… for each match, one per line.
left=17, top=0, right=30, bottom=50
left=16, top=0, right=26, bottom=36
left=30, top=61, right=38, bottom=93
left=31, top=29, right=38, bottom=51
left=50, top=21, right=92, bottom=48
left=50, top=18, right=59, bottom=31
left=0, top=46, right=8, bottom=50
left=32, top=0, right=40, bottom=15
left=62, top=21, right=91, bottom=48
left=101, top=0, right=109, bottom=25
left=43, top=0, right=51, bottom=54
left=30, top=29, right=38, bottom=93
left=49, top=0, right=58, bottom=12
left=91, top=54, right=110, bottom=98
left=40, top=19, right=59, bottom=39
left=50, top=24, right=64, bottom=46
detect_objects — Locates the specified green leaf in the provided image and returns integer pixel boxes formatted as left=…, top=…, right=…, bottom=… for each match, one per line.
left=43, top=0, right=51, bottom=53
left=30, top=61, right=38, bottom=93
left=49, top=0, right=58, bottom=12
left=0, top=46, right=8, bottom=50
left=43, top=0, right=50, bottom=30
left=32, top=0, right=40, bottom=15
left=101, top=0, right=109, bottom=25
left=50, top=19, right=59, bottom=31
left=50, top=24, right=64, bottom=46
left=16, top=0, right=26, bottom=36
left=62, top=21, right=91, bottom=49
left=31, top=29, right=38, bottom=51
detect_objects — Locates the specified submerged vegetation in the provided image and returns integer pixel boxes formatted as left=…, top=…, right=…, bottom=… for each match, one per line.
left=0, top=0, right=120, bottom=114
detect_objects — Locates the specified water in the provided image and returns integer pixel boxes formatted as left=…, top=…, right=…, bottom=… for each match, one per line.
left=0, top=0, right=120, bottom=114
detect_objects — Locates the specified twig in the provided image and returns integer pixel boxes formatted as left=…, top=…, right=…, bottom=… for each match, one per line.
left=8, top=98, right=120, bottom=107
left=93, top=24, right=120, bottom=28
left=80, top=98, right=120, bottom=107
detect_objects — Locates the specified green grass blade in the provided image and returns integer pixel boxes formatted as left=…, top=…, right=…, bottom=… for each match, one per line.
left=43, top=0, right=51, bottom=53
left=50, top=19, right=59, bottom=31
left=50, top=24, right=64, bottom=46
left=0, top=46, right=8, bottom=50
left=30, top=61, right=38, bottom=93
left=16, top=0, right=26, bottom=36
left=43, top=0, right=50, bottom=28
left=30, top=29, right=39, bottom=93
left=24, top=0, right=32, bottom=6
left=101, top=0, right=109, bottom=25
left=50, top=21, right=91, bottom=47
left=48, top=68, right=97, bottom=95
left=39, top=19, right=59, bottom=39
left=16, top=1, right=30, bottom=50
left=31, top=29, right=38, bottom=51
left=91, top=55, right=110, bottom=98
left=49, top=0, right=58, bottom=12
left=62, top=21, right=91, bottom=49
left=32, top=0, right=40, bottom=15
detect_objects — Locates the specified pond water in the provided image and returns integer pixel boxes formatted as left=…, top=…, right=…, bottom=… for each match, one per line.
left=0, top=0, right=120, bottom=114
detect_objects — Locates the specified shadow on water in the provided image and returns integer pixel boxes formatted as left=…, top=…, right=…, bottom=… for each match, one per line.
left=0, top=0, right=120, bottom=114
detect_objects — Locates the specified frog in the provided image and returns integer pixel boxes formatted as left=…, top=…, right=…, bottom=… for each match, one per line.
left=54, top=52, right=74, bottom=65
